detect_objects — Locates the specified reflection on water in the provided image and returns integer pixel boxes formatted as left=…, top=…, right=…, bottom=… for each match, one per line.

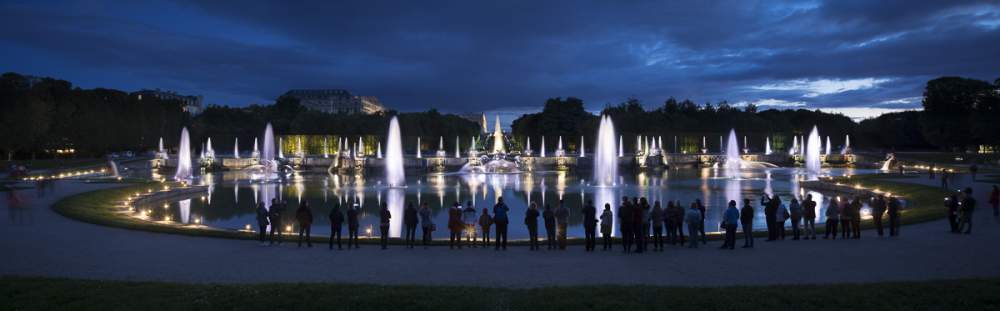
left=142, top=167, right=870, bottom=239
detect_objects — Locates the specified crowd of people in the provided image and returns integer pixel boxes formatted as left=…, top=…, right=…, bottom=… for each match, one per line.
left=249, top=190, right=912, bottom=251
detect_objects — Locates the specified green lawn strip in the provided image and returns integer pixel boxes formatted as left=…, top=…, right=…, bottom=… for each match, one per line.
left=1, top=158, right=107, bottom=172
left=0, top=276, right=997, bottom=311
left=52, top=173, right=950, bottom=245
left=827, top=173, right=951, bottom=226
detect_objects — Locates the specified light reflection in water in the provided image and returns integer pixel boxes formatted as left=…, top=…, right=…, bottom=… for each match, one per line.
left=165, top=167, right=870, bottom=239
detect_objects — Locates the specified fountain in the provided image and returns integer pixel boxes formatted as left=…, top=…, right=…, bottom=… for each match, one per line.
left=156, top=137, right=168, bottom=160
left=252, top=138, right=260, bottom=159
left=555, top=136, right=565, bottom=157
left=765, top=136, right=772, bottom=155
left=491, top=115, right=505, bottom=154
left=377, top=142, right=383, bottom=159
left=540, top=137, right=546, bottom=157
left=358, top=137, right=365, bottom=158
left=416, top=137, right=422, bottom=158
left=455, top=136, right=461, bottom=158
left=174, top=127, right=192, bottom=181
left=385, top=116, right=405, bottom=188
left=525, top=137, right=533, bottom=156
left=233, top=138, right=240, bottom=159
left=789, top=136, right=798, bottom=155
left=825, top=136, right=831, bottom=155
left=108, top=159, right=120, bottom=178
left=881, top=153, right=896, bottom=171
left=841, top=135, right=851, bottom=155
left=323, top=137, right=329, bottom=158
left=278, top=137, right=284, bottom=159
left=437, top=136, right=447, bottom=157
left=805, top=126, right=822, bottom=175
left=724, top=129, right=741, bottom=179
left=207, top=138, right=216, bottom=158
left=579, top=136, right=585, bottom=158
left=593, top=115, right=617, bottom=186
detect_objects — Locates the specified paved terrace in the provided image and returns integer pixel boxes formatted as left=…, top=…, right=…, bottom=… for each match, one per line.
left=2, top=174, right=997, bottom=288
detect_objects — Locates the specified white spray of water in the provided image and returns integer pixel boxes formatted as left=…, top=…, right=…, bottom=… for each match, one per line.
left=385, top=116, right=406, bottom=188
left=174, top=127, right=192, bottom=181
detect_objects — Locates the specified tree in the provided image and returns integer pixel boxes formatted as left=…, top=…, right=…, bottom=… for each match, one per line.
left=921, top=76, right=996, bottom=150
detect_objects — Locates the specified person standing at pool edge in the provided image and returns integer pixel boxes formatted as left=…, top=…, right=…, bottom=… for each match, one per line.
left=555, top=199, right=570, bottom=250
left=463, top=201, right=478, bottom=248
left=493, top=197, right=510, bottom=250
left=740, top=198, right=754, bottom=248
left=479, top=208, right=493, bottom=248
left=619, top=196, right=634, bottom=253
left=255, top=200, right=269, bottom=245
left=802, top=195, right=817, bottom=240
left=600, top=203, right=613, bottom=251
left=543, top=204, right=556, bottom=249
left=722, top=200, right=740, bottom=250
left=347, top=203, right=360, bottom=249
left=329, top=203, right=344, bottom=250
left=379, top=202, right=391, bottom=250
left=403, top=202, right=418, bottom=248
left=583, top=199, right=598, bottom=252
left=296, top=201, right=313, bottom=247
left=651, top=201, right=665, bottom=251
left=268, top=198, right=283, bottom=245
left=525, top=202, right=540, bottom=251
left=419, top=202, right=434, bottom=248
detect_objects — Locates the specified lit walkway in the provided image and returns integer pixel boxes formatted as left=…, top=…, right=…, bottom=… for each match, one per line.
left=2, top=177, right=999, bottom=288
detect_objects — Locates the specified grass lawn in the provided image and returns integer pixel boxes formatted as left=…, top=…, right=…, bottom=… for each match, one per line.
left=1, top=276, right=997, bottom=310
left=826, top=173, right=952, bottom=225
left=1, top=158, right=106, bottom=172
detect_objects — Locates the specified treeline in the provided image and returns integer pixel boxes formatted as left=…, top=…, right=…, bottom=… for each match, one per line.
left=0, top=72, right=479, bottom=160
left=0, top=73, right=190, bottom=160
left=3, top=72, right=998, bottom=161
left=512, top=97, right=859, bottom=153
left=512, top=76, right=1000, bottom=153
left=190, top=96, right=480, bottom=154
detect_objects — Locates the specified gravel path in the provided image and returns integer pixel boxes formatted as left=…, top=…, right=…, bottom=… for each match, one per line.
left=2, top=176, right=999, bottom=288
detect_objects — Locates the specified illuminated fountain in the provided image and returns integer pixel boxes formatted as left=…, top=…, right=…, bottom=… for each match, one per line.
left=841, top=135, right=851, bottom=155
left=233, top=138, right=240, bottom=159
left=805, top=125, right=822, bottom=176
left=593, top=115, right=617, bottom=187
left=724, top=129, right=742, bottom=179
left=174, top=127, right=192, bottom=181
left=765, top=136, right=772, bottom=155
left=385, top=116, right=405, bottom=188
left=825, top=136, right=831, bottom=156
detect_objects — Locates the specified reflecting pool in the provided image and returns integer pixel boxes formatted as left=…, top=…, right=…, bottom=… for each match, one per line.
left=143, top=167, right=875, bottom=239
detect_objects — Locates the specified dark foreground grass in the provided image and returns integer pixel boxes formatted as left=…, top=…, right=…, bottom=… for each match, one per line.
left=1, top=276, right=998, bottom=311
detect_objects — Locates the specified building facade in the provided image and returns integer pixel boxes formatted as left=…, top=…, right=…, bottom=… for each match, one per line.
left=133, top=89, right=203, bottom=115
left=282, top=89, right=386, bottom=114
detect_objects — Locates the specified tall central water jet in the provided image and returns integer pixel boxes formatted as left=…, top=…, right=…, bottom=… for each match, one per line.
left=174, top=127, right=192, bottom=181
left=261, top=123, right=277, bottom=177
left=593, top=115, right=618, bottom=187
left=724, top=129, right=741, bottom=179
left=385, top=116, right=405, bottom=188
left=805, top=126, right=822, bottom=175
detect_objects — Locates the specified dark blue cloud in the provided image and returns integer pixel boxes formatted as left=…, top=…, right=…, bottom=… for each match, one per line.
left=1, top=0, right=997, bottom=121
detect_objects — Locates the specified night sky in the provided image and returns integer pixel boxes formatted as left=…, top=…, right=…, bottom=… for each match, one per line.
left=2, top=1, right=999, bottom=125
